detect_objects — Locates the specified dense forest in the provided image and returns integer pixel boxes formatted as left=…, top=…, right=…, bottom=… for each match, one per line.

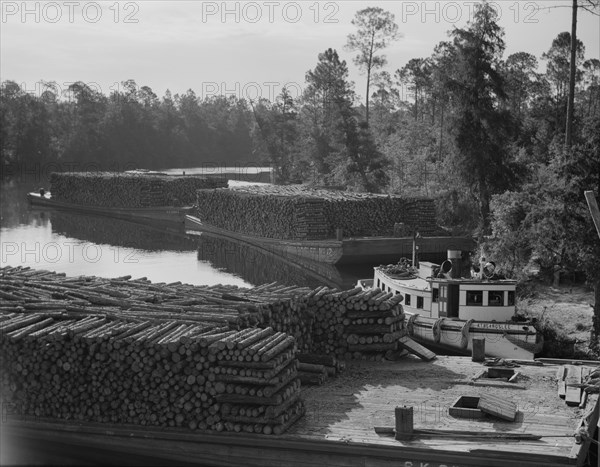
left=1, top=3, right=599, bottom=344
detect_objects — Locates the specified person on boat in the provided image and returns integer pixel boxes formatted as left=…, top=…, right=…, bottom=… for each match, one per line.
left=39, top=188, right=46, bottom=197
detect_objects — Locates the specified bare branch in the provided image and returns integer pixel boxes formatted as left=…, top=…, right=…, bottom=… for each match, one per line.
left=581, top=5, right=600, bottom=15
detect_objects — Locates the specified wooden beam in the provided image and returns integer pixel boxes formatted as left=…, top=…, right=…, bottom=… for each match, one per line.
left=536, top=357, right=600, bottom=366
left=397, top=336, right=436, bottom=361
left=584, top=190, right=600, bottom=240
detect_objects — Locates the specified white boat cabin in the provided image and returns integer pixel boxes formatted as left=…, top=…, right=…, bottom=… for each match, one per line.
left=373, top=260, right=517, bottom=322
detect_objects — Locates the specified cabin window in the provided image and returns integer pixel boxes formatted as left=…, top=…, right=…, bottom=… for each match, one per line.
left=416, top=296, right=424, bottom=309
left=507, top=291, right=515, bottom=306
left=377, top=279, right=380, bottom=289
left=488, top=291, right=504, bottom=306
left=432, top=288, right=439, bottom=303
left=466, top=290, right=483, bottom=306
left=405, top=294, right=411, bottom=306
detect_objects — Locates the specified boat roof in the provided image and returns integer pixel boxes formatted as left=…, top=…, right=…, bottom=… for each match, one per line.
left=376, top=270, right=430, bottom=291
left=377, top=266, right=516, bottom=289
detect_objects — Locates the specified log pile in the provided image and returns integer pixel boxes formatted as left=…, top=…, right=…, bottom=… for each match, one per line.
left=296, top=353, right=344, bottom=386
left=306, top=286, right=406, bottom=360
left=0, top=266, right=404, bottom=361
left=0, top=266, right=405, bottom=433
left=209, top=327, right=305, bottom=434
left=50, top=172, right=227, bottom=208
left=195, top=185, right=441, bottom=241
left=0, top=314, right=229, bottom=429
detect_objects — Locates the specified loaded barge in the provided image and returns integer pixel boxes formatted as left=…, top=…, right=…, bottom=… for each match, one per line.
left=186, top=185, right=475, bottom=265
left=27, top=171, right=228, bottom=225
left=0, top=266, right=598, bottom=466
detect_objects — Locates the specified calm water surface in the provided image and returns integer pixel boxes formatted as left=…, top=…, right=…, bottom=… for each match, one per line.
left=0, top=170, right=371, bottom=289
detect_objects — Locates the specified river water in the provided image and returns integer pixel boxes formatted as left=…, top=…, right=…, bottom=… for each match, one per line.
left=0, top=169, right=372, bottom=289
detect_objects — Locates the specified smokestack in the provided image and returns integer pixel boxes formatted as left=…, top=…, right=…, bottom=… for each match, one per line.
left=447, top=250, right=462, bottom=279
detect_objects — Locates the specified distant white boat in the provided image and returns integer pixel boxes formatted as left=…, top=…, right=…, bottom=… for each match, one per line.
left=358, top=251, right=542, bottom=359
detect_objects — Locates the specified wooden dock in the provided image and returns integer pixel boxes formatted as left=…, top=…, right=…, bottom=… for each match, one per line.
left=3, top=356, right=598, bottom=466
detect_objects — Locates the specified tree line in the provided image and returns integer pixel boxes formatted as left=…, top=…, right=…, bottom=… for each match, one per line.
left=1, top=2, right=599, bottom=311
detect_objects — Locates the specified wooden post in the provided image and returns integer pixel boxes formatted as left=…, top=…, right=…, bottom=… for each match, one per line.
left=394, top=406, right=413, bottom=440
left=336, top=228, right=343, bottom=241
left=472, top=337, right=485, bottom=362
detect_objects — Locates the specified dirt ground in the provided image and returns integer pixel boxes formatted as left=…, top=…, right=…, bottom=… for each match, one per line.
left=517, top=284, right=595, bottom=351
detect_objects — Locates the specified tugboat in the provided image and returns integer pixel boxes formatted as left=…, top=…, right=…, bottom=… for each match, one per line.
left=358, top=250, right=542, bottom=359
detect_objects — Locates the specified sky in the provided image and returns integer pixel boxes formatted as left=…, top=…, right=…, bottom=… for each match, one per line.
left=1, top=1, right=599, bottom=103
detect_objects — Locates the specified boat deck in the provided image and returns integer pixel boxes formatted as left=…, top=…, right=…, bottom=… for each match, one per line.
left=3, top=356, right=597, bottom=466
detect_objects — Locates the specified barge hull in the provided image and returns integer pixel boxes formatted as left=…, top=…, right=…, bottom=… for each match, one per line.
left=28, top=193, right=191, bottom=225
left=185, top=215, right=475, bottom=265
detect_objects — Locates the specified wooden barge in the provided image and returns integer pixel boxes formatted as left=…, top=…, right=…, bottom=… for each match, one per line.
left=27, top=192, right=193, bottom=225
left=185, top=215, right=475, bottom=265
left=3, top=356, right=598, bottom=466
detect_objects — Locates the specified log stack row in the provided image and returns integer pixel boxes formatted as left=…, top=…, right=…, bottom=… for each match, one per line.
left=296, top=353, right=344, bottom=386
left=0, top=312, right=306, bottom=434
left=0, top=266, right=404, bottom=361
left=306, top=285, right=406, bottom=360
left=195, top=185, right=442, bottom=241
left=50, top=172, right=227, bottom=208
left=209, top=327, right=305, bottom=434
left=0, top=266, right=405, bottom=433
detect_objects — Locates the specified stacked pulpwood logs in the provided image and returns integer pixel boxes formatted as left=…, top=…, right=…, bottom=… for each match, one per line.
left=195, top=185, right=442, bottom=240
left=0, top=268, right=306, bottom=433
left=0, top=315, right=305, bottom=433
left=0, top=266, right=405, bottom=431
left=296, top=353, right=344, bottom=386
left=50, top=172, right=227, bottom=208
left=306, top=286, right=406, bottom=360
left=209, top=327, right=305, bottom=434
left=0, top=267, right=404, bottom=360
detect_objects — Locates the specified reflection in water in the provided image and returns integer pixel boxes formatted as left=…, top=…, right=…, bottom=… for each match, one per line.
left=50, top=211, right=198, bottom=252
left=1, top=174, right=376, bottom=289
left=195, top=233, right=362, bottom=289
left=0, top=176, right=49, bottom=228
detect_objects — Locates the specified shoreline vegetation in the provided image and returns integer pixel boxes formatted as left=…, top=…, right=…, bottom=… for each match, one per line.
left=519, top=282, right=598, bottom=360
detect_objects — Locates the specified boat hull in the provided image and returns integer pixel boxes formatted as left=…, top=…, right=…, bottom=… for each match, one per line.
left=27, top=193, right=191, bottom=225
left=406, top=314, right=540, bottom=359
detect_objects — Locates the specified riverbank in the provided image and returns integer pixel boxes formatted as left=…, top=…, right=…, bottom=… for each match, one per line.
left=518, top=283, right=596, bottom=358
